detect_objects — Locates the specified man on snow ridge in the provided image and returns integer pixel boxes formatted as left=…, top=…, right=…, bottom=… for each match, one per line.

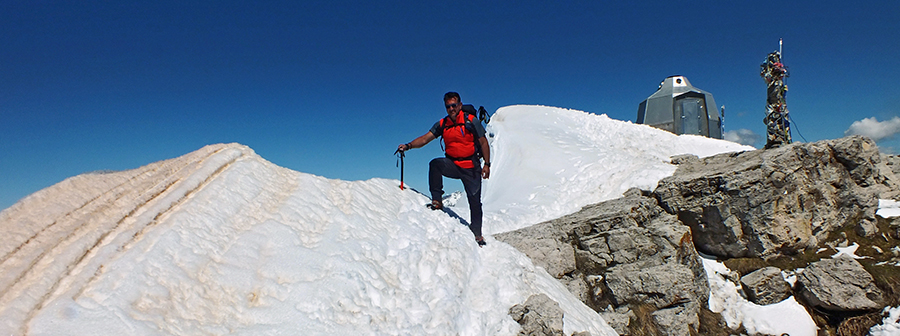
left=397, top=92, right=491, bottom=246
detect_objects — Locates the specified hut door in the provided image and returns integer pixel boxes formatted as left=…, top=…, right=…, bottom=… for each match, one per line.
left=677, top=97, right=704, bottom=135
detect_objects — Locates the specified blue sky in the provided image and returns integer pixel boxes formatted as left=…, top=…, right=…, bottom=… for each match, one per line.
left=2, top=1, right=899, bottom=210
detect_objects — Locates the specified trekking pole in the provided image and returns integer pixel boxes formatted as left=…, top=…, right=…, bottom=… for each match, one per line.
left=394, top=148, right=406, bottom=190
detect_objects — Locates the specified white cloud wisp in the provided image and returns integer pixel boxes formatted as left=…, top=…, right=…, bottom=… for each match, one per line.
left=845, top=116, right=900, bottom=142
left=724, top=129, right=761, bottom=147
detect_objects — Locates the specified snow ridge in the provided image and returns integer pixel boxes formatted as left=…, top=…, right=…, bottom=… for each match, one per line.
left=0, top=105, right=754, bottom=335
left=0, top=144, right=249, bottom=334
left=0, top=140, right=616, bottom=335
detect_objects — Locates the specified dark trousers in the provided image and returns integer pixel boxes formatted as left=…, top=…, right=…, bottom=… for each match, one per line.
left=429, top=157, right=483, bottom=237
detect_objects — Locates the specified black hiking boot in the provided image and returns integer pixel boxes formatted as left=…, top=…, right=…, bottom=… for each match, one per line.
left=475, top=236, right=486, bottom=247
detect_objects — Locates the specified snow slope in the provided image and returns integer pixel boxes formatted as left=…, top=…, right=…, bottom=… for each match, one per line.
left=0, top=143, right=614, bottom=335
left=479, top=105, right=753, bottom=233
left=0, top=105, right=756, bottom=335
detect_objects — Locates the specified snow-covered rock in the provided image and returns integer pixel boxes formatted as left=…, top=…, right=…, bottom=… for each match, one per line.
left=703, top=257, right=817, bottom=336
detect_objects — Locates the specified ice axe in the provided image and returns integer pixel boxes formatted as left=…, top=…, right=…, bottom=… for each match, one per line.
left=394, top=148, right=405, bottom=190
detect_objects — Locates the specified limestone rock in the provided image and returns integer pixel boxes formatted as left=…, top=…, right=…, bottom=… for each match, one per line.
left=605, top=263, right=699, bottom=309
left=670, top=154, right=700, bottom=165
left=881, top=154, right=900, bottom=191
left=497, top=190, right=708, bottom=336
left=654, top=136, right=896, bottom=259
left=651, top=304, right=699, bottom=336
left=797, top=256, right=884, bottom=312
left=856, top=219, right=880, bottom=238
left=509, top=294, right=565, bottom=336
left=740, top=267, right=792, bottom=305
left=498, top=233, right=576, bottom=278
left=559, top=274, right=590, bottom=303
left=599, top=306, right=634, bottom=335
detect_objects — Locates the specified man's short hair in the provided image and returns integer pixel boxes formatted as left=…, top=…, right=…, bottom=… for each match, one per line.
left=443, top=92, right=461, bottom=102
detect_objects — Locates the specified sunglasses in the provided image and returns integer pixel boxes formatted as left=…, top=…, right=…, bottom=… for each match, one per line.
left=445, top=103, right=459, bottom=109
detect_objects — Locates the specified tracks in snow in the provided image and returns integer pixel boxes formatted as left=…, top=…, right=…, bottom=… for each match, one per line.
left=0, top=144, right=250, bottom=335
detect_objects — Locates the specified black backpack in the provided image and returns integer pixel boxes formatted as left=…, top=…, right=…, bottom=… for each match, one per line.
left=461, top=104, right=490, bottom=124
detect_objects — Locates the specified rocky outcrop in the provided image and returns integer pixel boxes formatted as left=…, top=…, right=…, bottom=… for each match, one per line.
left=497, top=189, right=708, bottom=335
left=509, top=294, right=566, bottom=336
left=740, top=266, right=791, bottom=305
left=654, top=136, right=899, bottom=259
left=498, top=136, right=900, bottom=334
left=797, top=256, right=885, bottom=312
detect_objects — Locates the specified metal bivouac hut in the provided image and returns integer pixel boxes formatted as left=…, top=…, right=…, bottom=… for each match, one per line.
left=636, top=75, right=722, bottom=139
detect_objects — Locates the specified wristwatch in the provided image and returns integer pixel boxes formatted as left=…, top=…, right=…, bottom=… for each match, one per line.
left=484, top=162, right=491, bottom=167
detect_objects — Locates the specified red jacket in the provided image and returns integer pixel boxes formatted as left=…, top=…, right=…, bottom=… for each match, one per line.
left=439, top=113, right=478, bottom=169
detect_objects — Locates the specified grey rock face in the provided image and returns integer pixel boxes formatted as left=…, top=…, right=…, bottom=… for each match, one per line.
left=605, top=263, right=698, bottom=309
left=856, top=219, right=880, bottom=238
left=654, top=136, right=897, bottom=259
left=882, top=153, right=900, bottom=186
left=797, top=256, right=884, bottom=312
left=509, top=294, right=565, bottom=336
left=559, top=275, right=590, bottom=303
left=598, top=306, right=634, bottom=335
left=497, top=189, right=708, bottom=335
left=506, top=235, right=577, bottom=278
left=670, top=154, right=700, bottom=165
left=651, top=304, right=699, bottom=336
left=740, top=267, right=791, bottom=305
